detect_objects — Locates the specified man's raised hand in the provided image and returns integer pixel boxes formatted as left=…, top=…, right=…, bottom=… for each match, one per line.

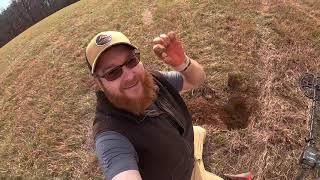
left=152, top=31, right=186, bottom=67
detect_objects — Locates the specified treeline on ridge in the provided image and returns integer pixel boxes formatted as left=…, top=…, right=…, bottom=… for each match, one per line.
left=0, top=0, right=79, bottom=48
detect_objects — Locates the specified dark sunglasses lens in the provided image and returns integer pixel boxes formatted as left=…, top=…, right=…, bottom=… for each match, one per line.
left=126, top=57, right=140, bottom=68
left=103, top=53, right=140, bottom=81
left=106, top=68, right=122, bottom=81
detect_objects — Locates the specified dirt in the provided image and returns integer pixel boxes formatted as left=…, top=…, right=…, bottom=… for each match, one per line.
left=187, top=96, right=227, bottom=129
left=187, top=94, right=254, bottom=130
left=186, top=75, right=258, bottom=130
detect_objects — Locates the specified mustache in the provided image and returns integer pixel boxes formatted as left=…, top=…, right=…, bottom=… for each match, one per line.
left=105, top=70, right=157, bottom=114
left=120, top=74, right=141, bottom=90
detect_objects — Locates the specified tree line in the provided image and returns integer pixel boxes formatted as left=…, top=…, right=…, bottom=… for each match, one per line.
left=0, top=0, right=79, bottom=48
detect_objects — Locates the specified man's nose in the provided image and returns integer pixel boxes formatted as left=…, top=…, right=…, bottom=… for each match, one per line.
left=121, top=66, right=135, bottom=81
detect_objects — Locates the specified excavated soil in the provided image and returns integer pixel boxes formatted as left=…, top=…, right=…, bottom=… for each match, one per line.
left=186, top=74, right=259, bottom=131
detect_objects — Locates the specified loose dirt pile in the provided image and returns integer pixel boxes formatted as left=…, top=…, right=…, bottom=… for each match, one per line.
left=186, top=73, right=258, bottom=131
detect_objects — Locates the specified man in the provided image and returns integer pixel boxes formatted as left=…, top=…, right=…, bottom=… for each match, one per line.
left=85, top=31, right=221, bottom=180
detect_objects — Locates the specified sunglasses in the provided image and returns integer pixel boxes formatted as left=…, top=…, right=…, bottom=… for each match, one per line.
left=95, top=51, right=140, bottom=81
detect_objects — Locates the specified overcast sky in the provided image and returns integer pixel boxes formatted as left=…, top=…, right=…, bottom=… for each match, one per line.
left=0, top=0, right=11, bottom=11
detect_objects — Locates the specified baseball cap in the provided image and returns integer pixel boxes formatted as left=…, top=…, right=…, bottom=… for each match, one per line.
left=85, top=31, right=138, bottom=74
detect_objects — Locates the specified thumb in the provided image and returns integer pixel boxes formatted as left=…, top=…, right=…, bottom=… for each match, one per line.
left=153, top=44, right=166, bottom=59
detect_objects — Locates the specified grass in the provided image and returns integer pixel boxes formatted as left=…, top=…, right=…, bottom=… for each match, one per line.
left=0, top=0, right=320, bottom=179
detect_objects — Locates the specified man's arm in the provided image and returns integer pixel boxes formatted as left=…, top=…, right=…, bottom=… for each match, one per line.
left=112, top=170, right=142, bottom=180
left=179, top=58, right=206, bottom=91
left=95, top=131, right=142, bottom=180
left=152, top=31, right=206, bottom=91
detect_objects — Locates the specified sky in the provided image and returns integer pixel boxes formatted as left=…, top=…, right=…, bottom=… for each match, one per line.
left=0, top=0, right=11, bottom=11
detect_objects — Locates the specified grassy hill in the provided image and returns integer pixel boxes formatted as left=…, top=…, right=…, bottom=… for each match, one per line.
left=1, top=0, right=320, bottom=178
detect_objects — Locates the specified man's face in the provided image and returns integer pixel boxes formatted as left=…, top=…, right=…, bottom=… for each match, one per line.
left=94, top=45, right=157, bottom=114
left=95, top=45, right=145, bottom=100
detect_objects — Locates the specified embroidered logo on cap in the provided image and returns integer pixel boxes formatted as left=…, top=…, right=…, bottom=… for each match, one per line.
left=95, top=34, right=112, bottom=46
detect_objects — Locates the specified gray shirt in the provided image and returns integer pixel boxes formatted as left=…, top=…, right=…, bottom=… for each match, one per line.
left=95, top=71, right=184, bottom=179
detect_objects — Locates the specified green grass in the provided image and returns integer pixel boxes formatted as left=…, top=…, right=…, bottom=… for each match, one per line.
left=0, top=0, right=320, bottom=179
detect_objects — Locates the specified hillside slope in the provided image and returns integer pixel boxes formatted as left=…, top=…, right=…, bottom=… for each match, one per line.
left=0, top=0, right=320, bottom=179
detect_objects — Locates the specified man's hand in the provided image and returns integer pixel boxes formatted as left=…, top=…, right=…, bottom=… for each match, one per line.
left=153, top=31, right=206, bottom=91
left=152, top=31, right=186, bottom=67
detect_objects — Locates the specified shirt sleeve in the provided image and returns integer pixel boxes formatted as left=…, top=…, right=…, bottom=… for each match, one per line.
left=95, top=131, right=139, bottom=180
left=160, top=71, right=184, bottom=92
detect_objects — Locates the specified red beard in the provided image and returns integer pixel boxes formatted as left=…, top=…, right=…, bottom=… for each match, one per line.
left=103, top=71, right=157, bottom=114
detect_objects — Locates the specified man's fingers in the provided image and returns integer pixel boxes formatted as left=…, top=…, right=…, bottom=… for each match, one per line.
left=152, top=37, right=163, bottom=45
left=163, top=56, right=173, bottom=64
left=153, top=44, right=170, bottom=60
left=168, top=31, right=176, bottom=42
left=153, top=44, right=166, bottom=59
left=152, top=31, right=183, bottom=66
left=153, top=37, right=167, bottom=47
left=162, top=52, right=168, bottom=59
left=153, top=32, right=176, bottom=48
left=160, top=34, right=170, bottom=47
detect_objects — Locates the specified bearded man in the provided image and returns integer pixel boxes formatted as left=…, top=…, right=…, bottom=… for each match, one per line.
left=85, top=31, right=223, bottom=180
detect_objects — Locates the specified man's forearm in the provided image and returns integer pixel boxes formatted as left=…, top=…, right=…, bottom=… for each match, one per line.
left=178, top=57, right=206, bottom=90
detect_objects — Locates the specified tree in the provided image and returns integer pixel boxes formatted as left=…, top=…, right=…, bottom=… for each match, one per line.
left=0, top=0, right=80, bottom=47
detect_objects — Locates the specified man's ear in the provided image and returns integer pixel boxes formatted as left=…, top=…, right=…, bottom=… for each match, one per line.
left=94, top=78, right=104, bottom=90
